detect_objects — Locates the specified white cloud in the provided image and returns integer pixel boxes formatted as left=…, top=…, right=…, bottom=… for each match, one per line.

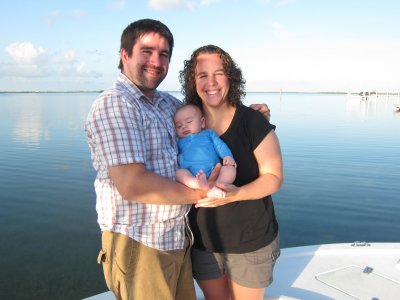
left=275, top=0, right=297, bottom=7
left=52, top=50, right=78, bottom=64
left=1, top=42, right=100, bottom=79
left=42, top=9, right=87, bottom=25
left=272, top=22, right=289, bottom=39
left=259, top=0, right=297, bottom=7
left=75, top=62, right=101, bottom=77
left=0, top=63, right=49, bottom=78
left=200, top=0, right=220, bottom=6
left=5, top=42, right=48, bottom=64
left=42, top=10, right=61, bottom=25
left=109, top=0, right=126, bottom=10
left=272, top=21, right=303, bottom=39
left=147, top=0, right=219, bottom=11
left=148, top=0, right=196, bottom=10
left=73, top=9, right=87, bottom=17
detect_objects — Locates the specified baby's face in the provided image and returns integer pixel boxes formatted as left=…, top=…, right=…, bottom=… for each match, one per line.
left=174, top=105, right=205, bottom=138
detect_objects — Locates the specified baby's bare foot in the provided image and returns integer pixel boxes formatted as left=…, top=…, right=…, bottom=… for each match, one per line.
left=207, top=186, right=226, bottom=198
left=196, top=170, right=209, bottom=190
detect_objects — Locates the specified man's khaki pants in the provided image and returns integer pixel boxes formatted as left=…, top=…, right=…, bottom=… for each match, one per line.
left=98, top=231, right=196, bottom=300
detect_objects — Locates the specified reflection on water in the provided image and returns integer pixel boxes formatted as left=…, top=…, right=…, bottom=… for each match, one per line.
left=345, top=94, right=400, bottom=120
left=1, top=92, right=399, bottom=300
left=12, top=100, right=49, bottom=150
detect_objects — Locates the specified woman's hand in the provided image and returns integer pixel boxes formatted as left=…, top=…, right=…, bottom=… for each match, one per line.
left=195, top=182, right=239, bottom=208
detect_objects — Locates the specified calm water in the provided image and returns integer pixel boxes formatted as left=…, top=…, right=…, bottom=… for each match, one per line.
left=1, top=92, right=399, bottom=299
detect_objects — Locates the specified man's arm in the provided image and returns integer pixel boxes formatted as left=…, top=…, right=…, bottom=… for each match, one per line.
left=109, top=163, right=204, bottom=205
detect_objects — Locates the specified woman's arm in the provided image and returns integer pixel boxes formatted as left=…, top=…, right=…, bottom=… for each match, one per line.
left=195, top=130, right=283, bottom=207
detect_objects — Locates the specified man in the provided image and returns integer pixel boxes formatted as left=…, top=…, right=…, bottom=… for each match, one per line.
left=85, top=19, right=270, bottom=300
left=85, top=18, right=202, bottom=300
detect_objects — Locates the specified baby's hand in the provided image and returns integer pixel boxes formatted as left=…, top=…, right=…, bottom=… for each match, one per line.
left=223, top=156, right=236, bottom=167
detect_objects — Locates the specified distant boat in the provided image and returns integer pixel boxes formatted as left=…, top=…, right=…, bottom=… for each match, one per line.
left=85, top=242, right=400, bottom=300
left=395, top=104, right=400, bottom=111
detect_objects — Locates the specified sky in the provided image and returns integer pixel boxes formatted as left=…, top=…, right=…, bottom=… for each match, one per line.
left=1, top=0, right=399, bottom=92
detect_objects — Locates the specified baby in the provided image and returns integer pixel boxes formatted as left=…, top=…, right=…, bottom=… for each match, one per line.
left=174, top=104, right=236, bottom=198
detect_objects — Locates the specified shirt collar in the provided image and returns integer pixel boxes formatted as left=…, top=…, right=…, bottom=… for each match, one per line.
left=117, top=73, right=164, bottom=106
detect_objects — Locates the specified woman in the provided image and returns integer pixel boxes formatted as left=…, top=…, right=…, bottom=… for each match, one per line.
left=179, top=45, right=284, bottom=300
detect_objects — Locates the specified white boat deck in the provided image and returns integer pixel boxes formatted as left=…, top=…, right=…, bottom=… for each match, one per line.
left=85, top=242, right=400, bottom=300
left=266, top=242, right=400, bottom=300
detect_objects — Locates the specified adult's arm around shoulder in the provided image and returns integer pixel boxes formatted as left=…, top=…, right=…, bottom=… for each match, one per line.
left=244, top=105, right=276, bottom=151
left=250, top=103, right=271, bottom=121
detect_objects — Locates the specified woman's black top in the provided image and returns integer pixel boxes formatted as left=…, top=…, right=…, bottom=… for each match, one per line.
left=189, top=105, right=279, bottom=253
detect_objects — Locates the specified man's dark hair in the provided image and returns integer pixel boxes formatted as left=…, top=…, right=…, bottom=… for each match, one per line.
left=118, top=19, right=174, bottom=71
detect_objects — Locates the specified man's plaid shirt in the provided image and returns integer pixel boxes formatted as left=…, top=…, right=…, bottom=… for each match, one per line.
left=85, top=73, right=190, bottom=251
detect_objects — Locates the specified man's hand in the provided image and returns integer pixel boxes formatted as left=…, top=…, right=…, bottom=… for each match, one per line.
left=250, top=103, right=270, bottom=121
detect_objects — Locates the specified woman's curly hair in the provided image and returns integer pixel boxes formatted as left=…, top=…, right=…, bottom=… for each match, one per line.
left=179, top=45, right=246, bottom=109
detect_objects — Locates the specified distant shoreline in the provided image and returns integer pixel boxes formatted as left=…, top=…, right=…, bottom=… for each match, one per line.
left=0, top=90, right=104, bottom=94
left=1, top=90, right=399, bottom=96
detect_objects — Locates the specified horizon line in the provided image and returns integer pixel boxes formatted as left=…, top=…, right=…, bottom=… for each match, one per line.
left=1, top=90, right=399, bottom=95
